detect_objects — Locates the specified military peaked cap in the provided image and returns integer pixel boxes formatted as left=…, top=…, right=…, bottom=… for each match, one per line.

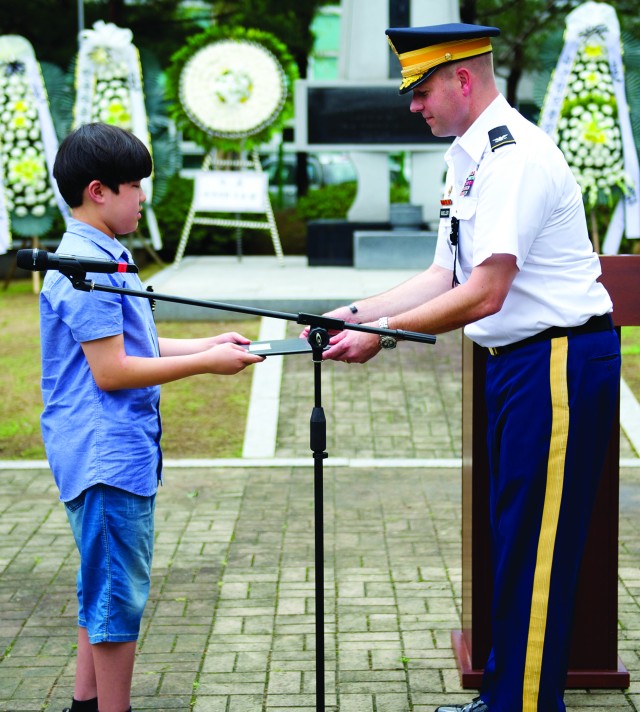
left=386, top=23, right=500, bottom=94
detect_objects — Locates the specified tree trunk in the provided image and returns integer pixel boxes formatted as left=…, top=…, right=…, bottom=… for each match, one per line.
left=107, top=0, right=126, bottom=25
left=506, top=66, right=522, bottom=107
left=506, top=41, right=524, bottom=107
left=459, top=0, right=477, bottom=24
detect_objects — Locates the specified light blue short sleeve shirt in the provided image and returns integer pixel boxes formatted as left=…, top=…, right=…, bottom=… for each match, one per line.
left=40, top=219, right=162, bottom=502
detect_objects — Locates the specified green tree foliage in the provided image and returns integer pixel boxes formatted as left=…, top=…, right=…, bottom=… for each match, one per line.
left=0, top=0, right=207, bottom=73
left=461, top=0, right=640, bottom=105
left=211, top=0, right=331, bottom=78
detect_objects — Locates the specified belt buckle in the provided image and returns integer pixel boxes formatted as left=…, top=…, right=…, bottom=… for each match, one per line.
left=488, top=347, right=499, bottom=356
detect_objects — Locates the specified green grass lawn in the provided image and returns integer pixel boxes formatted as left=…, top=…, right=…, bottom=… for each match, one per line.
left=621, top=325, right=640, bottom=397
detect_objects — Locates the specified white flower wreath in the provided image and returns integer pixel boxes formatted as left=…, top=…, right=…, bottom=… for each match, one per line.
left=166, top=26, right=298, bottom=152
left=538, top=2, right=640, bottom=253
left=179, top=40, right=287, bottom=139
left=75, top=21, right=150, bottom=139
left=555, top=39, right=633, bottom=209
left=74, top=21, right=165, bottom=249
left=0, top=37, right=56, bottom=222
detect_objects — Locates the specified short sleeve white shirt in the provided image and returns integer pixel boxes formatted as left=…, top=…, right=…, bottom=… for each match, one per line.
left=433, top=94, right=612, bottom=348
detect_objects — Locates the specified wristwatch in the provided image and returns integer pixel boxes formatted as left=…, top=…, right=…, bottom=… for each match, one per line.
left=378, top=317, right=398, bottom=349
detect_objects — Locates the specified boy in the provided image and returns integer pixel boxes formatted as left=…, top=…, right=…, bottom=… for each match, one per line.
left=41, top=123, right=264, bottom=712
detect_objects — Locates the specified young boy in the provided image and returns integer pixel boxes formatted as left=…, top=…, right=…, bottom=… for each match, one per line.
left=41, top=123, right=264, bottom=712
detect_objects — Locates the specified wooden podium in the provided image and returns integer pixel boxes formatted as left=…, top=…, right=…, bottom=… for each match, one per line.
left=452, top=255, right=639, bottom=689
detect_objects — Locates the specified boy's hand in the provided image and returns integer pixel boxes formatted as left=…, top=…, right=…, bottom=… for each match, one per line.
left=206, top=342, right=264, bottom=374
left=212, top=331, right=251, bottom=346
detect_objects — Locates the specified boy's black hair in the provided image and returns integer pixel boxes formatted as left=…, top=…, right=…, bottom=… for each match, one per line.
left=53, top=123, right=153, bottom=208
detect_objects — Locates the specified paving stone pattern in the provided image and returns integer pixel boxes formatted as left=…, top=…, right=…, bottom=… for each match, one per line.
left=275, top=328, right=637, bottom=462
left=1, top=326, right=639, bottom=710
left=276, top=330, right=463, bottom=460
left=1, top=463, right=640, bottom=711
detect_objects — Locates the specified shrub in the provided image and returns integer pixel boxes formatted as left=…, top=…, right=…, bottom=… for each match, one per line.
left=296, top=181, right=410, bottom=223
left=296, top=182, right=356, bottom=222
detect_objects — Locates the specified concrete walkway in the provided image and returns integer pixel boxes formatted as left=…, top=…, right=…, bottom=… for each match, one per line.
left=1, top=256, right=639, bottom=711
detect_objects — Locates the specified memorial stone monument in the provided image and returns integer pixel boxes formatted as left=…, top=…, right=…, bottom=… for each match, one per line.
left=298, top=0, right=459, bottom=267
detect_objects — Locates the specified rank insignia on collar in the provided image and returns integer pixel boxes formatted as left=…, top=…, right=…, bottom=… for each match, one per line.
left=489, top=125, right=516, bottom=151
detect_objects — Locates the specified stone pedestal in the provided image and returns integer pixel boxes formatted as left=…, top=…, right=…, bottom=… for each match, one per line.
left=354, top=230, right=436, bottom=269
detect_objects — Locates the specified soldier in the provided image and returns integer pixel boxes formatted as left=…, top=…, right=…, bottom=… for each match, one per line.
left=313, top=23, right=621, bottom=712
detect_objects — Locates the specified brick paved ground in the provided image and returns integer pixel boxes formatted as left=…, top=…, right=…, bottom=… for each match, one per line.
left=275, top=328, right=638, bottom=462
left=276, top=330, right=463, bottom=461
left=1, top=327, right=639, bottom=711
left=1, top=462, right=639, bottom=711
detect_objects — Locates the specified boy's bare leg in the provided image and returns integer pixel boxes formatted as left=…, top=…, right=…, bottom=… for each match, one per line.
left=92, top=640, right=136, bottom=712
left=73, top=627, right=97, bottom=701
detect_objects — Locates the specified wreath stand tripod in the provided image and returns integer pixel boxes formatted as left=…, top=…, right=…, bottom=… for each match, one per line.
left=173, top=147, right=284, bottom=266
left=49, top=264, right=437, bottom=711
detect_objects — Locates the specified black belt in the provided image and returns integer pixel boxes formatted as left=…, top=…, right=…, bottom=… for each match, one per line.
left=487, top=313, right=613, bottom=357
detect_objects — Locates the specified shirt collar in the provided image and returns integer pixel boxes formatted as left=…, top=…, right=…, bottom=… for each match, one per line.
left=446, top=94, right=511, bottom=165
left=65, top=218, right=131, bottom=262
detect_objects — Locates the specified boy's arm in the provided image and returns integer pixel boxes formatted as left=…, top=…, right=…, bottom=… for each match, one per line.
left=81, top=333, right=263, bottom=391
left=158, top=332, right=251, bottom=357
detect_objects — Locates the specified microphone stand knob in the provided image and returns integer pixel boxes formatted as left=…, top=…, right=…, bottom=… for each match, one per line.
left=308, top=327, right=329, bottom=351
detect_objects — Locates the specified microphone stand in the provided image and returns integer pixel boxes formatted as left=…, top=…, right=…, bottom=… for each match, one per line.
left=63, top=270, right=437, bottom=712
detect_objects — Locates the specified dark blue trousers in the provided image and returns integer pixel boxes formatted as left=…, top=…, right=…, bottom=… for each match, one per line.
left=479, top=326, right=620, bottom=712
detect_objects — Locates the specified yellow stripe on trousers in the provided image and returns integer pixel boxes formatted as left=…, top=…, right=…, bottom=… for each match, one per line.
left=522, top=337, right=569, bottom=712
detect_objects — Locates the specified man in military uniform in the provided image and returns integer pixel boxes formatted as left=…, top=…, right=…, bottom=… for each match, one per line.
left=314, top=22, right=621, bottom=712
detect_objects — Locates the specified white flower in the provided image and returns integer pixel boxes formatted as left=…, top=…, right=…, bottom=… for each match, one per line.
left=0, top=57, right=54, bottom=220
left=556, top=37, right=634, bottom=209
left=88, top=68, right=133, bottom=130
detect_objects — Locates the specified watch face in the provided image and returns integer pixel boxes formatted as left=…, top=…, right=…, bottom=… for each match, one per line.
left=379, top=335, right=397, bottom=349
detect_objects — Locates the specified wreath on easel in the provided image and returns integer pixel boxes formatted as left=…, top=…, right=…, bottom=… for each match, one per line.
left=535, top=1, right=640, bottom=253
left=70, top=20, right=180, bottom=250
left=0, top=35, right=69, bottom=253
left=165, top=26, right=298, bottom=264
left=165, top=25, right=298, bottom=151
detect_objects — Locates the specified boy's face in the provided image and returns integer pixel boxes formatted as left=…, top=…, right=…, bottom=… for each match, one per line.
left=102, top=181, right=146, bottom=237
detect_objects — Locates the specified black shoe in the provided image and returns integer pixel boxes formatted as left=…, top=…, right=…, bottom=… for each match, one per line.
left=62, top=700, right=99, bottom=712
left=435, top=697, right=488, bottom=712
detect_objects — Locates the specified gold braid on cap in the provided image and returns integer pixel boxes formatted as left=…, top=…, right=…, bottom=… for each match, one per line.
left=394, top=36, right=493, bottom=90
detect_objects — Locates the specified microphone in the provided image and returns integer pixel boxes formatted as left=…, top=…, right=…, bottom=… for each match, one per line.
left=16, top=249, right=138, bottom=275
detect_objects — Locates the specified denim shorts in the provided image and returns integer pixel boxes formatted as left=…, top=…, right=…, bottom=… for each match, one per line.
left=65, top=484, right=156, bottom=644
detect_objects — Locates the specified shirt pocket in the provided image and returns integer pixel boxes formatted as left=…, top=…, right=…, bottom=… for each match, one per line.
left=454, top=196, right=478, bottom=222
